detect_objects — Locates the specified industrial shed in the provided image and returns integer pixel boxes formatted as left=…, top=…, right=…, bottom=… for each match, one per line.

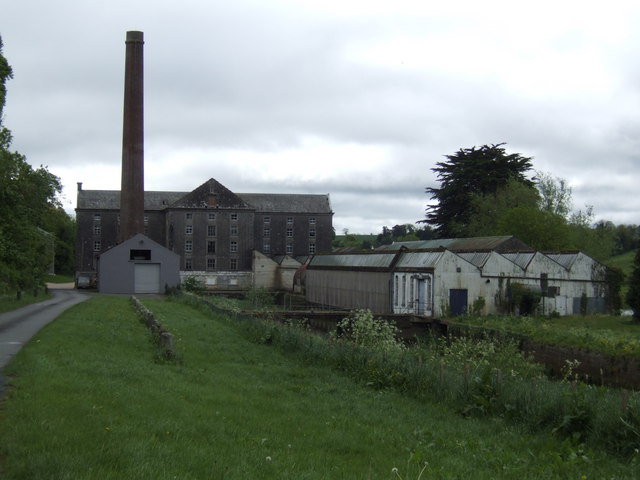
left=305, top=236, right=612, bottom=317
left=98, top=234, right=180, bottom=294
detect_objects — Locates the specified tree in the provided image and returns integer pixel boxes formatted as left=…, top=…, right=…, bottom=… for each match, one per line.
left=627, top=246, right=640, bottom=322
left=0, top=36, right=64, bottom=294
left=425, top=143, right=535, bottom=237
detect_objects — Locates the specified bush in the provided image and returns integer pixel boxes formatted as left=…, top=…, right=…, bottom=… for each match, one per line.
left=332, top=309, right=404, bottom=353
left=182, top=275, right=205, bottom=295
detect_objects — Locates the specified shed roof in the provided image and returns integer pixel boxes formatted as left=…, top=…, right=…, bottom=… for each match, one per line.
left=545, top=252, right=580, bottom=270
left=502, top=252, right=536, bottom=269
left=394, top=251, right=444, bottom=269
left=309, top=252, right=397, bottom=269
left=378, top=236, right=532, bottom=252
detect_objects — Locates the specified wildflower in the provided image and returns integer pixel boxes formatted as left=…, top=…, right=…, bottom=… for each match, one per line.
left=265, top=456, right=272, bottom=462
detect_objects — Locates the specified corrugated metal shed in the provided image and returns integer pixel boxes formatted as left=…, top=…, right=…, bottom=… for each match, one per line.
left=502, top=252, right=536, bottom=269
left=457, top=251, right=492, bottom=268
left=394, top=251, right=444, bottom=269
left=309, top=253, right=396, bottom=269
left=546, top=253, right=579, bottom=270
left=377, top=236, right=532, bottom=252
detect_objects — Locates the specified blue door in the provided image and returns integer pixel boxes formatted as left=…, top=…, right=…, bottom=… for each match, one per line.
left=449, top=289, right=468, bottom=316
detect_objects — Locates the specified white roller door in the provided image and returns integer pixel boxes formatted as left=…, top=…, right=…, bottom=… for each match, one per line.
left=134, top=263, right=161, bottom=293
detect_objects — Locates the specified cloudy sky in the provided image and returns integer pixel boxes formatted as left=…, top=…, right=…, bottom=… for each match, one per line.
left=2, top=0, right=639, bottom=233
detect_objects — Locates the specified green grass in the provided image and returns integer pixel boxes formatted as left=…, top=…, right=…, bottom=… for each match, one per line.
left=451, top=314, right=640, bottom=358
left=0, top=290, right=51, bottom=314
left=606, top=250, right=635, bottom=278
left=0, top=297, right=638, bottom=479
left=44, top=274, right=75, bottom=284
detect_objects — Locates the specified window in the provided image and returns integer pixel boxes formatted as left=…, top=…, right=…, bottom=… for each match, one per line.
left=207, top=225, right=216, bottom=237
left=93, top=225, right=101, bottom=235
left=229, top=258, right=238, bottom=270
left=263, top=227, right=270, bottom=237
left=394, top=276, right=399, bottom=306
left=207, top=240, right=216, bottom=254
left=286, top=243, right=293, bottom=254
left=230, top=213, right=238, bottom=221
left=185, top=239, right=193, bottom=253
left=230, top=241, right=237, bottom=253
left=130, top=249, right=151, bottom=260
left=185, top=258, right=192, bottom=270
left=93, top=213, right=101, bottom=222
left=144, top=215, right=149, bottom=224
left=93, top=240, right=101, bottom=252
left=309, top=243, right=316, bottom=254
left=185, top=212, right=193, bottom=220
left=207, top=258, right=216, bottom=270
left=263, top=216, right=270, bottom=224
left=263, top=241, right=270, bottom=253
left=185, top=224, right=193, bottom=235
left=309, top=228, right=316, bottom=237
left=286, top=228, right=293, bottom=238
left=401, top=275, right=406, bottom=307
left=208, top=213, right=216, bottom=221
left=309, top=217, right=316, bottom=225
left=287, top=217, right=294, bottom=224
left=230, top=224, right=238, bottom=236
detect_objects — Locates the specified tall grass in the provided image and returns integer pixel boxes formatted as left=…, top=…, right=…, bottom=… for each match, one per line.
left=1, top=296, right=638, bottom=478
left=181, top=294, right=640, bottom=458
left=451, top=314, right=640, bottom=357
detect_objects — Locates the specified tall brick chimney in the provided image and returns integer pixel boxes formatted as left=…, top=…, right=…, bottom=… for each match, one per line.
left=119, top=30, right=145, bottom=242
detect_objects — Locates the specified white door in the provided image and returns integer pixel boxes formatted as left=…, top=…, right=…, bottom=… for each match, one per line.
left=134, top=263, right=161, bottom=293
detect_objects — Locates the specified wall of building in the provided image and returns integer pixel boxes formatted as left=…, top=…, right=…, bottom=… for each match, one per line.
left=306, top=269, right=391, bottom=313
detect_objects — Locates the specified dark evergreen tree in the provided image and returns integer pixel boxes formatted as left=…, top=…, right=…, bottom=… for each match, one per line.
left=425, top=143, right=535, bottom=237
left=626, top=246, right=640, bottom=322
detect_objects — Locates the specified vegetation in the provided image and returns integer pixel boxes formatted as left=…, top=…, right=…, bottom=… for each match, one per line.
left=0, top=289, right=50, bottom=314
left=627, top=246, right=640, bottom=321
left=422, top=144, right=639, bottom=262
left=450, top=314, right=640, bottom=358
left=0, top=35, right=75, bottom=296
left=425, top=143, right=534, bottom=238
left=1, top=296, right=638, bottom=479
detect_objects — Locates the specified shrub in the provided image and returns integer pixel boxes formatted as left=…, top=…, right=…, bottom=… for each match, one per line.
left=332, top=309, right=404, bottom=353
left=182, top=275, right=205, bottom=295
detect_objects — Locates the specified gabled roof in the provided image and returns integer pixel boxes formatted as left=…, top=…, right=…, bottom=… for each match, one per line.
left=77, top=190, right=185, bottom=210
left=502, top=252, right=536, bottom=270
left=76, top=178, right=332, bottom=213
left=545, top=252, right=580, bottom=270
left=171, top=179, right=251, bottom=210
left=309, top=252, right=397, bottom=270
left=238, top=193, right=332, bottom=214
left=377, top=236, right=532, bottom=252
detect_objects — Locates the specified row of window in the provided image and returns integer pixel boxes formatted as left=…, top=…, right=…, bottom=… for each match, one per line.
left=93, top=213, right=319, bottom=224
left=184, top=257, right=237, bottom=271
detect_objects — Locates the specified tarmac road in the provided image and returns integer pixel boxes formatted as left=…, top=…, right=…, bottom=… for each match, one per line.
left=0, top=287, right=89, bottom=370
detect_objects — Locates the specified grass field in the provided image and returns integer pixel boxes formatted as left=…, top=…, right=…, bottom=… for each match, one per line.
left=1, top=297, right=638, bottom=479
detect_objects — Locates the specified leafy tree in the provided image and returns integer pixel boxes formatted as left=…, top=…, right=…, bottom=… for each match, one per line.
left=627, top=246, right=640, bottom=322
left=0, top=36, right=64, bottom=294
left=466, top=178, right=540, bottom=237
left=425, top=143, right=535, bottom=237
left=535, top=170, right=573, bottom=217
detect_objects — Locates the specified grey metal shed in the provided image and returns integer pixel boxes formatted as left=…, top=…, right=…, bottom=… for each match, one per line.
left=98, top=234, right=180, bottom=294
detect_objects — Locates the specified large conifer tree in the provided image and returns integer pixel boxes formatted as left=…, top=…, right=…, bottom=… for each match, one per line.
left=425, top=143, right=535, bottom=237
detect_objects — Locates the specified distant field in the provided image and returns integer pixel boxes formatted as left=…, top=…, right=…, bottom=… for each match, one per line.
left=1, top=297, right=638, bottom=479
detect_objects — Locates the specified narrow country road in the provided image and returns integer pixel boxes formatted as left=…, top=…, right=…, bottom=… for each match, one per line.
left=0, top=287, right=89, bottom=370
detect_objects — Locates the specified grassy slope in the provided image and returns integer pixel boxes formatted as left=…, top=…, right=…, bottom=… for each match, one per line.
left=0, top=297, right=637, bottom=479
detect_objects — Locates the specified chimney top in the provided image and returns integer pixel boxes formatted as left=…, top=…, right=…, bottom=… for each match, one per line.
left=77, top=182, right=83, bottom=191
left=126, top=31, right=144, bottom=43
